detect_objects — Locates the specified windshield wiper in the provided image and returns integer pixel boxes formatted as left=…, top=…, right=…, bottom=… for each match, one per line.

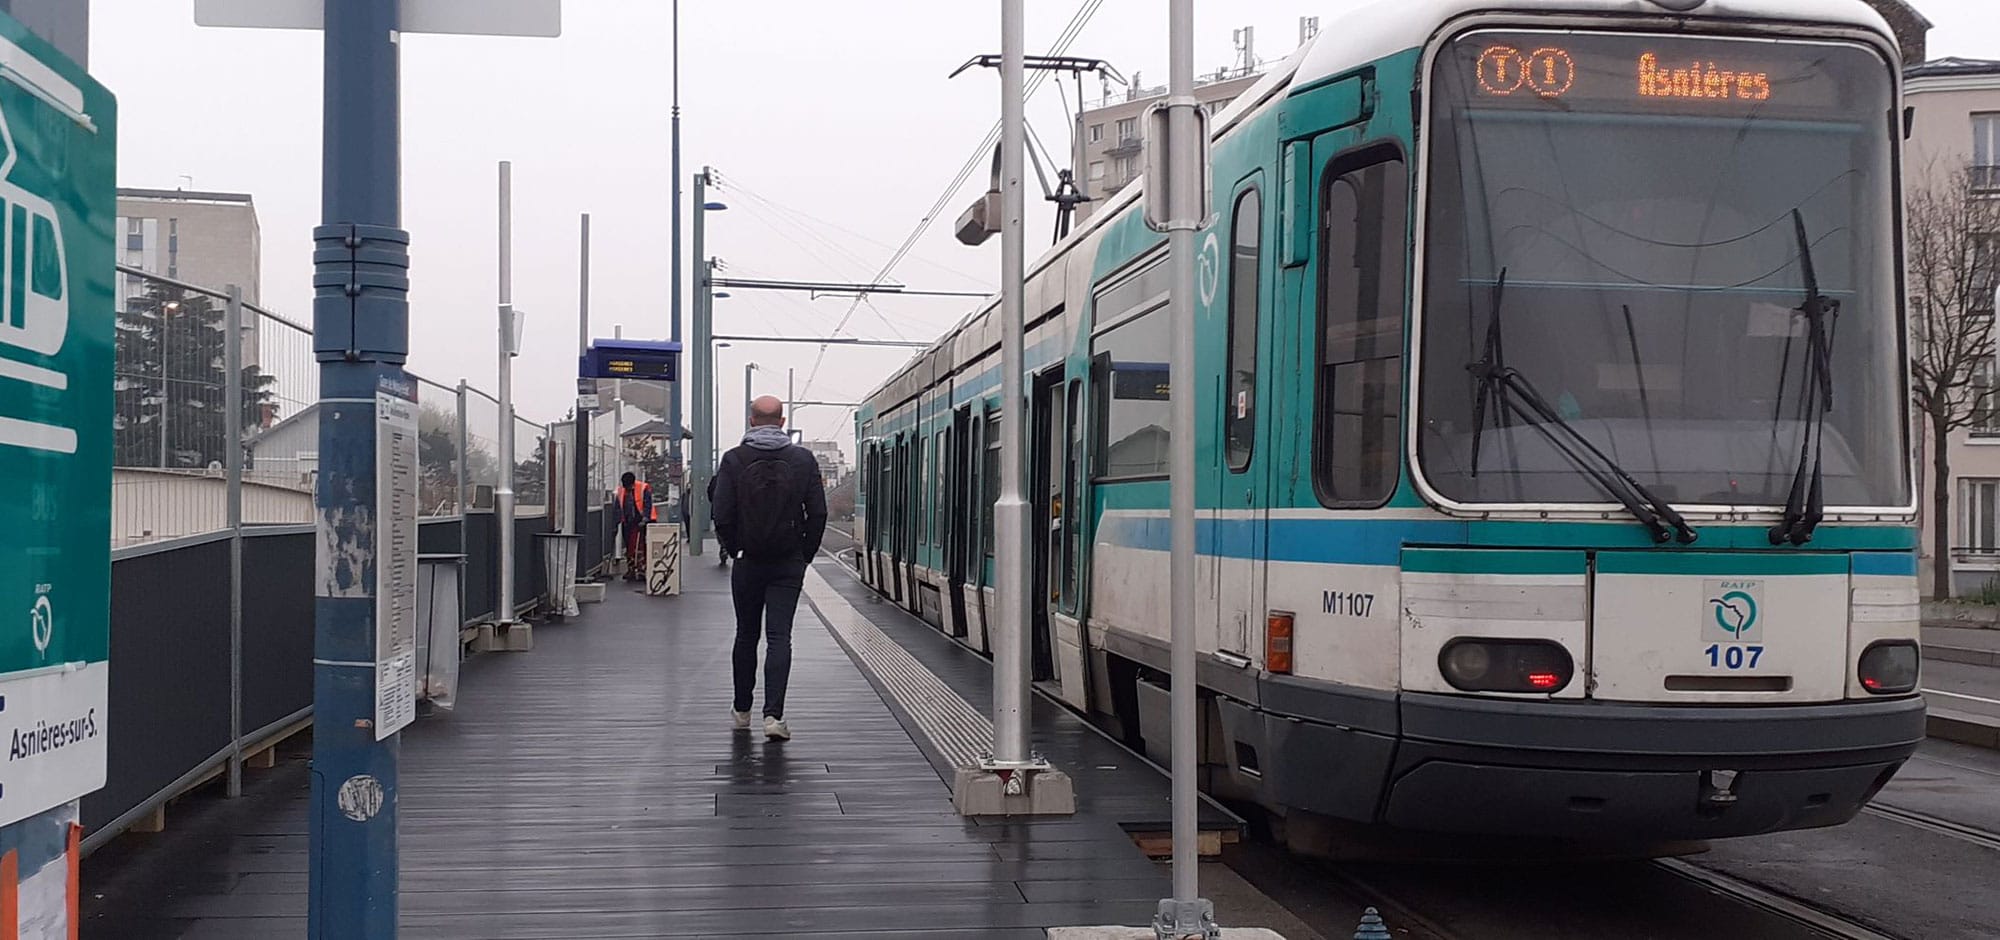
left=1769, top=209, right=1839, bottom=546
left=1465, top=276, right=1698, bottom=544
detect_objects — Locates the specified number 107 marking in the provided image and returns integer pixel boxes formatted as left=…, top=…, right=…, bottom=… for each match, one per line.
left=1704, top=644, right=1765, bottom=669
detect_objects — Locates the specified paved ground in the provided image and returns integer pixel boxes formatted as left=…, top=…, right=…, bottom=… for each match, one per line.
left=80, top=544, right=1321, bottom=939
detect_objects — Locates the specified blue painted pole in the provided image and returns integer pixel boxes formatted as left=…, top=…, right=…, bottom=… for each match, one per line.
left=309, top=1, right=405, bottom=937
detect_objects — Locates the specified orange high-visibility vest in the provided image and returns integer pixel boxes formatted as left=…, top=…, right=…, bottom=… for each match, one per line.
left=618, top=481, right=657, bottom=522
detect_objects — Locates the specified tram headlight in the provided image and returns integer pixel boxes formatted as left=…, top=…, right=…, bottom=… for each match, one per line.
left=1439, top=639, right=1573, bottom=694
left=1857, top=640, right=1920, bottom=695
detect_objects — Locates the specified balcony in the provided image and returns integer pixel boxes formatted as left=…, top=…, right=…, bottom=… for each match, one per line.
left=1105, top=134, right=1143, bottom=157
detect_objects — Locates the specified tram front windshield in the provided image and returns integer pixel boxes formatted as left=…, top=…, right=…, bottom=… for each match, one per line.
left=1418, top=30, right=1908, bottom=509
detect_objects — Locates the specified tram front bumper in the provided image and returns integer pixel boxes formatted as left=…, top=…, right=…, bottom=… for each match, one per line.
left=1379, top=692, right=1927, bottom=841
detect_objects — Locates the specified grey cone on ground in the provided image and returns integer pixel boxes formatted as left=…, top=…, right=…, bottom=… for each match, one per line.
left=1353, top=906, right=1392, bottom=940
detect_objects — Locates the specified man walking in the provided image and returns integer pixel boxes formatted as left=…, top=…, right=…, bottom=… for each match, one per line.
left=616, top=471, right=655, bottom=582
left=712, top=396, right=827, bottom=740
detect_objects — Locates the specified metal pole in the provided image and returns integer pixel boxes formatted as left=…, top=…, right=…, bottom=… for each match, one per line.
left=668, top=0, right=683, bottom=473
left=572, top=213, right=592, bottom=576
left=1159, top=0, right=1213, bottom=932
left=225, top=284, right=244, bottom=800
left=496, top=161, right=518, bottom=622
left=743, top=362, right=756, bottom=441
left=688, top=170, right=710, bottom=555
left=456, top=378, right=470, bottom=630
left=612, top=325, right=626, bottom=556
left=992, top=0, right=1031, bottom=770
left=309, top=0, right=403, bottom=934
left=787, top=367, right=795, bottom=434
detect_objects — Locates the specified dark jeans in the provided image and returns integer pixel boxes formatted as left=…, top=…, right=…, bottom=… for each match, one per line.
left=731, top=556, right=807, bottom=718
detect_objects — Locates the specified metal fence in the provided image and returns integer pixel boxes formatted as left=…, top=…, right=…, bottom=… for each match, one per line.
left=92, top=268, right=624, bottom=857
left=110, top=266, right=596, bottom=543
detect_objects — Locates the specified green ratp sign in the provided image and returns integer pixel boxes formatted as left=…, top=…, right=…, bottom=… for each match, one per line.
left=0, top=14, right=114, bottom=827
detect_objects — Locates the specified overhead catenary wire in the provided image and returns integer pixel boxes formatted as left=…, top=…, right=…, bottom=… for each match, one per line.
left=798, top=0, right=1109, bottom=398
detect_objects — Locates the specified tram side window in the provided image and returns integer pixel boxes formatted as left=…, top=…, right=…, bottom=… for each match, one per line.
left=983, top=415, right=1001, bottom=558
left=1226, top=189, right=1261, bottom=472
left=1092, top=308, right=1172, bottom=479
left=1315, top=156, right=1407, bottom=507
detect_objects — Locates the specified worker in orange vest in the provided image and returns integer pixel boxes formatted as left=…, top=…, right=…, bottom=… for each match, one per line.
left=617, top=471, right=657, bottom=582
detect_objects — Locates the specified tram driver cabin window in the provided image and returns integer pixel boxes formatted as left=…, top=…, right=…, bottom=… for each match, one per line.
left=1315, top=155, right=1407, bottom=507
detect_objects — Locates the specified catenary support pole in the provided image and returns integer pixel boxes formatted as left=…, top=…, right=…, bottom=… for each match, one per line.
left=1157, top=0, right=1213, bottom=932
left=572, top=213, right=592, bottom=575
left=993, top=0, right=1030, bottom=770
left=496, top=161, right=518, bottom=622
left=225, top=284, right=244, bottom=800
left=688, top=169, right=711, bottom=555
left=950, top=0, right=1073, bottom=821
left=308, top=0, right=405, bottom=935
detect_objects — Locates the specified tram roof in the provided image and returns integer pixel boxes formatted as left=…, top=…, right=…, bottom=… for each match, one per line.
left=1295, top=0, right=1900, bottom=89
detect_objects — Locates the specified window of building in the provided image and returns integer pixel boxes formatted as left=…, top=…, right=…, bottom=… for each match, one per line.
left=1226, top=188, right=1261, bottom=471
left=1976, top=357, right=2000, bottom=433
left=1116, top=155, right=1137, bottom=183
left=1089, top=161, right=1106, bottom=182
left=1314, top=154, right=1408, bottom=507
left=1089, top=123, right=1104, bottom=143
left=1975, top=113, right=2000, bottom=190
left=1965, top=478, right=2000, bottom=552
left=1117, top=117, right=1137, bottom=140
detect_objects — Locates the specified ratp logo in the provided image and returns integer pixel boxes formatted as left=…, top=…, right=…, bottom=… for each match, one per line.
left=1704, top=580, right=1762, bottom=640
left=0, top=79, right=74, bottom=456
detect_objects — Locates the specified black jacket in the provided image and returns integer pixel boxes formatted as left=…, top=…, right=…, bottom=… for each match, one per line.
left=711, top=436, right=828, bottom=561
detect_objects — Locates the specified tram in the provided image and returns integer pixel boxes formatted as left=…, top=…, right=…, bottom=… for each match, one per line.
left=852, top=0, right=1925, bottom=845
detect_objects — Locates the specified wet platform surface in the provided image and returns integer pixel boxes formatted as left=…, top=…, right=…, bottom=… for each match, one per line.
left=80, top=546, right=1207, bottom=938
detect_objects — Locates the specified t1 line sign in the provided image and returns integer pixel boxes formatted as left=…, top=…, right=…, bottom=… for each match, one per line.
left=0, top=16, right=115, bottom=828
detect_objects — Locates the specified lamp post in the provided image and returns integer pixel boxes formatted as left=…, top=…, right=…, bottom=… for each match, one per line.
left=687, top=170, right=726, bottom=555
left=669, top=0, right=684, bottom=452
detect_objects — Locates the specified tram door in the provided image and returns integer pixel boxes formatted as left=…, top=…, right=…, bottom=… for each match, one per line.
left=1214, top=179, right=1269, bottom=660
left=946, top=407, right=973, bottom=638
left=1029, top=370, right=1062, bottom=683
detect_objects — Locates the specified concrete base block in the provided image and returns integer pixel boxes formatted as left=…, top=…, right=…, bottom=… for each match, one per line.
left=951, top=767, right=1077, bottom=816
left=470, top=622, right=533, bottom=653
left=1047, top=929, right=1286, bottom=939
left=574, top=582, right=606, bottom=604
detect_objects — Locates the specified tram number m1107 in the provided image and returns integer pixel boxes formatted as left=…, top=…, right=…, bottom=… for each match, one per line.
left=1324, top=591, right=1376, bottom=618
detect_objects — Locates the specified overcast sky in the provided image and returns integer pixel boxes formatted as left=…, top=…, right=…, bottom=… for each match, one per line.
left=89, top=0, right=2000, bottom=461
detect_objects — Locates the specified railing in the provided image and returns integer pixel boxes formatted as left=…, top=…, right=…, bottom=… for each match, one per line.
left=1973, top=165, right=2000, bottom=194
left=111, top=266, right=560, bottom=545
left=87, top=268, right=626, bottom=856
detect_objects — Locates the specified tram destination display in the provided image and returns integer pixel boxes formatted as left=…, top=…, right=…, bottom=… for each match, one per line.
left=1453, top=30, right=1869, bottom=113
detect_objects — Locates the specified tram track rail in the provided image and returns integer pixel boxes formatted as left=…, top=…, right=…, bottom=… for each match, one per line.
left=1862, top=801, right=2000, bottom=853
left=1651, top=858, right=1902, bottom=940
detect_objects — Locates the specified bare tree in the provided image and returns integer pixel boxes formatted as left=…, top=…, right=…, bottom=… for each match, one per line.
left=1909, top=165, right=2000, bottom=598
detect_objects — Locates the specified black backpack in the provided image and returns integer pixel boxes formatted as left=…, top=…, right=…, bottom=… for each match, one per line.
left=734, top=452, right=801, bottom=560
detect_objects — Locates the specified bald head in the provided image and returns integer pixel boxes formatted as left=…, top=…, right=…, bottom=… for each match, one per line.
left=749, top=395, right=786, bottom=427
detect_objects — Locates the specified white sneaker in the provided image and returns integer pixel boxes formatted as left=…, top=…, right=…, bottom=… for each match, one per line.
left=763, top=716, right=791, bottom=740
left=732, top=710, right=753, bottom=731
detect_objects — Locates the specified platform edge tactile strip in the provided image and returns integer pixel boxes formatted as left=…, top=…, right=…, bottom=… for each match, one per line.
left=804, top=568, right=994, bottom=771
